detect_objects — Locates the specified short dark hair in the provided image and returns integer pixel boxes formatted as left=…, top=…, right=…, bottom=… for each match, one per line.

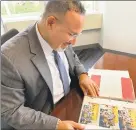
left=42, top=0, right=86, bottom=18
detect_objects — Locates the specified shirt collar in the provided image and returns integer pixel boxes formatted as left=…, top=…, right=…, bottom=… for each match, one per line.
left=36, top=23, right=53, bottom=56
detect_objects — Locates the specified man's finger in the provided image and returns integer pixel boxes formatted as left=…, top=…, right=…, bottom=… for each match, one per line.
left=88, top=83, right=97, bottom=97
left=94, top=84, right=99, bottom=96
left=91, top=83, right=99, bottom=96
left=71, top=121, right=85, bottom=130
left=81, top=86, right=87, bottom=96
left=83, top=84, right=95, bottom=97
left=90, top=80, right=99, bottom=96
left=91, top=84, right=97, bottom=97
left=91, top=80, right=99, bottom=90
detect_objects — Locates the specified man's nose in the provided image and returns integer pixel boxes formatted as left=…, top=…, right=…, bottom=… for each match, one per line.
left=69, top=38, right=76, bottom=45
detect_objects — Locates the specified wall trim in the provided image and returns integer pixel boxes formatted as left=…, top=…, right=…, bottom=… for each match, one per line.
left=103, top=49, right=136, bottom=58
left=73, top=43, right=100, bottom=51
left=73, top=43, right=136, bottom=58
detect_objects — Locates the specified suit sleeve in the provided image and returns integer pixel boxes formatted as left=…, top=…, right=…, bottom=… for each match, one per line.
left=1, top=53, right=58, bottom=129
left=69, top=45, right=87, bottom=77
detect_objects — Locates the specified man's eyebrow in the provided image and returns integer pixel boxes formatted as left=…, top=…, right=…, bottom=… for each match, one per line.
left=71, top=32, right=78, bottom=35
left=71, top=31, right=82, bottom=35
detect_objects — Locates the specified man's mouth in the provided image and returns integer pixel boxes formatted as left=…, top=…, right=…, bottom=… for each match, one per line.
left=64, top=42, right=71, bottom=45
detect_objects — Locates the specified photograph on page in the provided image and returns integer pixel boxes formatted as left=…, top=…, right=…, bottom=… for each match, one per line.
left=78, top=96, right=136, bottom=130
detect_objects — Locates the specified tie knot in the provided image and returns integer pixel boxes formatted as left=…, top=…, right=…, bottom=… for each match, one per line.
left=53, top=50, right=60, bottom=57
left=53, top=50, right=57, bottom=54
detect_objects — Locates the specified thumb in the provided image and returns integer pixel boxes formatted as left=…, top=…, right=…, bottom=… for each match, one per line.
left=71, top=121, right=85, bottom=130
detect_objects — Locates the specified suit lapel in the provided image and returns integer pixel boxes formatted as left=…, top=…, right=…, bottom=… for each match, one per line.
left=65, top=46, right=74, bottom=76
left=31, top=52, right=53, bottom=94
left=27, top=23, right=53, bottom=95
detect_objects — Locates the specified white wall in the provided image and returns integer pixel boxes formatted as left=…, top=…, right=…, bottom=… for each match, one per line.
left=101, top=1, right=136, bottom=54
left=75, top=29, right=100, bottom=47
left=3, top=14, right=102, bottom=47
left=4, top=20, right=101, bottom=47
left=1, top=19, right=6, bottom=35
left=1, top=23, right=5, bottom=35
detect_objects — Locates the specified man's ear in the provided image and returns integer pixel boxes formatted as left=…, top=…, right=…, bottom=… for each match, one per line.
left=46, top=16, right=56, bottom=30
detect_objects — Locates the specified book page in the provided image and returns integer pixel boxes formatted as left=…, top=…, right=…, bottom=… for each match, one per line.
left=87, top=69, right=135, bottom=100
left=79, top=96, right=136, bottom=130
left=118, top=107, right=136, bottom=130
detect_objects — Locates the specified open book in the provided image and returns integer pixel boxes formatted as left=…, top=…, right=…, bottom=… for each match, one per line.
left=78, top=96, right=136, bottom=130
left=88, top=69, right=135, bottom=100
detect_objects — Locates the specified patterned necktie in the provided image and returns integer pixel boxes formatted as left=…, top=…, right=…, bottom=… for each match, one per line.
left=53, top=50, right=70, bottom=96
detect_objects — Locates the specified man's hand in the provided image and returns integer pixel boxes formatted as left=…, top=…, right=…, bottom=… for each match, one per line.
left=57, top=120, right=85, bottom=130
left=79, top=73, right=99, bottom=97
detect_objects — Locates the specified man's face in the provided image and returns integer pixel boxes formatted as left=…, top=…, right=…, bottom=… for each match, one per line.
left=47, top=11, right=85, bottom=51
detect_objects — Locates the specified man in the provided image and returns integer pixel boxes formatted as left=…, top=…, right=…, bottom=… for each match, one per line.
left=1, top=0, right=99, bottom=129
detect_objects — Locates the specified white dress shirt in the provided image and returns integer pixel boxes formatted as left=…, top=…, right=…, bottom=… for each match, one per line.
left=36, top=24, right=71, bottom=104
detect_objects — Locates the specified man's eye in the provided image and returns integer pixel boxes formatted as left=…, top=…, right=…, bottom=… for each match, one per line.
left=69, top=33, right=73, bottom=36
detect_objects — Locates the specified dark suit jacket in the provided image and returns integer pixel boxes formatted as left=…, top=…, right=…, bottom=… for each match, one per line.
left=1, top=23, right=86, bottom=129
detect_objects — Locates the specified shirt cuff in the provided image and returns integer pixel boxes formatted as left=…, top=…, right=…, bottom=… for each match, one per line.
left=78, top=72, right=88, bottom=79
left=55, top=119, right=61, bottom=130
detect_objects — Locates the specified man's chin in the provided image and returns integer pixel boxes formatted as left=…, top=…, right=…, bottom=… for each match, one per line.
left=56, top=48, right=66, bottom=52
left=56, top=46, right=68, bottom=52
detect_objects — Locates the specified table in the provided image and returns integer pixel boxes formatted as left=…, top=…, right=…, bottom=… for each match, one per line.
left=93, top=52, right=136, bottom=96
left=51, top=88, right=83, bottom=122
left=51, top=52, right=136, bottom=122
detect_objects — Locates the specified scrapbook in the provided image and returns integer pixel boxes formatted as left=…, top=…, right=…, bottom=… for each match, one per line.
left=78, top=96, right=136, bottom=130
